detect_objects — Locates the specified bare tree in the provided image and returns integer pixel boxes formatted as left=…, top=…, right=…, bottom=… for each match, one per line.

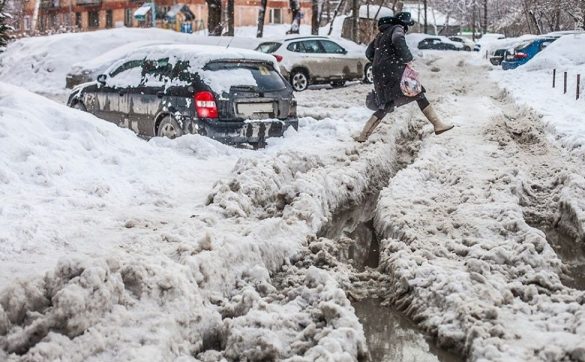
left=206, top=0, right=222, bottom=35
left=227, top=0, right=234, bottom=36
left=311, top=0, right=319, bottom=34
left=257, top=0, right=267, bottom=37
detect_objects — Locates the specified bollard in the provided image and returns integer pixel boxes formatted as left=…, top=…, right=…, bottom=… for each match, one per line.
left=578, top=74, right=581, bottom=100
left=564, top=72, right=567, bottom=94
left=553, top=69, right=556, bottom=88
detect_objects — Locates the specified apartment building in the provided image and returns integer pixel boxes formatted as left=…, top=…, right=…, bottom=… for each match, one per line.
left=16, top=0, right=313, bottom=34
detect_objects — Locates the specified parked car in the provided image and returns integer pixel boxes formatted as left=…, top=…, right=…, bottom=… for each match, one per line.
left=501, top=37, right=557, bottom=70
left=255, top=36, right=373, bottom=91
left=449, top=36, right=478, bottom=51
left=417, top=36, right=464, bottom=51
left=66, top=41, right=173, bottom=88
left=67, top=45, right=298, bottom=145
left=489, top=48, right=510, bottom=65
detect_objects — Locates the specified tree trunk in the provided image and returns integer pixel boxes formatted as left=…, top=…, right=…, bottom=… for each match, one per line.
left=483, top=0, right=487, bottom=34
left=582, top=0, right=585, bottom=30
left=311, top=0, right=319, bottom=35
left=206, top=0, right=222, bottom=35
left=423, top=0, right=428, bottom=34
left=471, top=1, right=476, bottom=40
left=257, top=0, right=267, bottom=37
left=352, top=0, right=358, bottom=42
left=227, top=0, right=234, bottom=36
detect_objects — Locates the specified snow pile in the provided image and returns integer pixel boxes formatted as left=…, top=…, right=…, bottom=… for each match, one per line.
left=0, top=81, right=242, bottom=285
left=0, top=28, right=262, bottom=95
left=523, top=34, right=585, bottom=71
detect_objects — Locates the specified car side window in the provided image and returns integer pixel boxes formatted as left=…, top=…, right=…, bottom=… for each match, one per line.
left=301, top=40, right=324, bottom=54
left=319, top=40, right=345, bottom=54
left=287, top=42, right=303, bottom=52
left=107, top=60, right=144, bottom=88
left=109, top=60, right=143, bottom=78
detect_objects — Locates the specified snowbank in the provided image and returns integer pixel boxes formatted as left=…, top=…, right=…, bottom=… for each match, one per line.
left=0, top=81, right=242, bottom=285
left=491, top=34, right=585, bottom=157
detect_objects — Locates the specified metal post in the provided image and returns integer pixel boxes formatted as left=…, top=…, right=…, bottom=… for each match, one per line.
left=552, top=69, right=556, bottom=88
left=564, top=71, right=567, bottom=94
left=578, top=74, right=581, bottom=100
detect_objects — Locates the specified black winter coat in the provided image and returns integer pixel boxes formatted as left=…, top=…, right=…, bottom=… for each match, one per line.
left=366, top=23, right=425, bottom=109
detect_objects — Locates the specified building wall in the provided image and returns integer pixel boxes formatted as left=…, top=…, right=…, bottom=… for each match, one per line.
left=19, top=0, right=313, bottom=34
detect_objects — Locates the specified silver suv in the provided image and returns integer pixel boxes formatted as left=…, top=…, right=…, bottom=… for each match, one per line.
left=256, top=36, right=373, bottom=91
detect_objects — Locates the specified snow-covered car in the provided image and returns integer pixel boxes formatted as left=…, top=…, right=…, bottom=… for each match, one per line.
left=255, top=36, right=372, bottom=91
left=65, top=37, right=263, bottom=89
left=449, top=36, right=478, bottom=51
left=66, top=41, right=175, bottom=89
left=417, top=36, right=464, bottom=51
left=67, top=45, right=298, bottom=145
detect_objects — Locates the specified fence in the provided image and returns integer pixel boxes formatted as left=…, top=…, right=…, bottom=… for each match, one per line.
left=552, top=69, right=582, bottom=100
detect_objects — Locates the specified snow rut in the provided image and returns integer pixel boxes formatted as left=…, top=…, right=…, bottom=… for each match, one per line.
left=371, top=78, right=585, bottom=361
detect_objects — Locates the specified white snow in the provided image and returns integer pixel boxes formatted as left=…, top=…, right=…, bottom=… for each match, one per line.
left=2, top=24, right=585, bottom=362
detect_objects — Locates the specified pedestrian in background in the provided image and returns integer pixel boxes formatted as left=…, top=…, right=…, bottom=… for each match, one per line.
left=356, top=12, right=454, bottom=142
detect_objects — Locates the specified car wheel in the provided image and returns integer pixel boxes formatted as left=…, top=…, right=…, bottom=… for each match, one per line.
left=157, top=116, right=183, bottom=139
left=464, top=46, right=471, bottom=51
left=73, top=101, right=86, bottom=112
left=364, top=63, right=373, bottom=84
left=330, top=80, right=346, bottom=88
left=290, top=69, right=309, bottom=92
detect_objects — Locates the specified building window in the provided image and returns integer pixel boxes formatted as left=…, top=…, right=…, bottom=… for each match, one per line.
left=269, top=8, right=282, bottom=24
left=75, top=12, right=82, bottom=28
left=106, top=10, right=113, bottom=28
left=24, top=16, right=31, bottom=31
left=124, top=8, right=132, bottom=27
left=88, top=10, right=99, bottom=28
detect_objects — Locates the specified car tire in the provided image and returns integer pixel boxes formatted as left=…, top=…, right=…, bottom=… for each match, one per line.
left=330, top=80, right=346, bottom=88
left=290, top=69, right=309, bottom=92
left=464, top=46, right=471, bottom=51
left=156, top=116, right=183, bottom=139
left=73, top=101, right=87, bottom=112
left=363, top=63, right=373, bottom=84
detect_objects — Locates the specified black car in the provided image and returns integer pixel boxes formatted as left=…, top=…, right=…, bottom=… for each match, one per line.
left=417, top=37, right=462, bottom=51
left=67, top=45, right=298, bottom=145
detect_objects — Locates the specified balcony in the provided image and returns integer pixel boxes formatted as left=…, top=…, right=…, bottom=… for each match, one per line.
left=76, top=0, right=102, bottom=6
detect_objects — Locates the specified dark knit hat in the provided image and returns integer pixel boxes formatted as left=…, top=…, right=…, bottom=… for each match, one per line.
left=395, top=12, right=415, bottom=26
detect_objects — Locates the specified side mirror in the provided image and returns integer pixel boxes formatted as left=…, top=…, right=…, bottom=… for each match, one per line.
left=97, top=74, right=107, bottom=85
left=341, top=48, right=348, bottom=55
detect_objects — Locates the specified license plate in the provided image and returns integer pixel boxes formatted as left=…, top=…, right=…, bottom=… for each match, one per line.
left=237, top=102, right=274, bottom=117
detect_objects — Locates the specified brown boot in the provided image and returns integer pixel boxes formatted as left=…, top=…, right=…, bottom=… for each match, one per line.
left=354, top=114, right=382, bottom=142
left=422, top=105, right=454, bottom=135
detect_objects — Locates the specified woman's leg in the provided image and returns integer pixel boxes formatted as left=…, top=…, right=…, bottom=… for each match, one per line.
left=355, top=103, right=393, bottom=142
left=417, top=95, right=454, bottom=135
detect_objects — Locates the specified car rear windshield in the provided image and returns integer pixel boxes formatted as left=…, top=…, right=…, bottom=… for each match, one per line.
left=256, top=42, right=282, bottom=53
left=203, top=61, right=287, bottom=93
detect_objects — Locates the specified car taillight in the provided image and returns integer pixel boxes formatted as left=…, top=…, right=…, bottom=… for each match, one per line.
left=514, top=52, right=528, bottom=59
left=273, top=54, right=283, bottom=62
left=194, top=91, right=218, bottom=119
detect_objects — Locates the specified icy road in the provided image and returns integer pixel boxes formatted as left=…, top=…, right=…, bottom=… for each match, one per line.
left=1, top=51, right=585, bottom=362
